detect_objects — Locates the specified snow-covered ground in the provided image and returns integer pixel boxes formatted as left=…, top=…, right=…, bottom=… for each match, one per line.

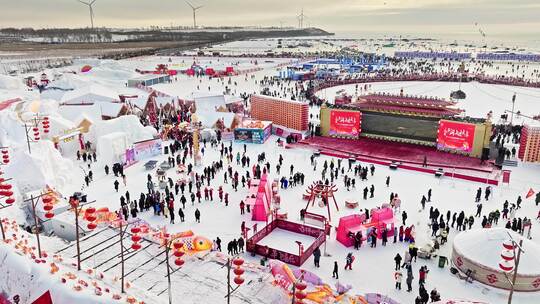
left=1, top=47, right=540, bottom=304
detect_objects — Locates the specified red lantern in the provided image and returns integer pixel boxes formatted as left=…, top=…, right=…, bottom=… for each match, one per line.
left=42, top=197, right=52, bottom=204
left=503, top=240, right=515, bottom=250
left=86, top=207, right=96, bottom=214
left=232, top=258, right=244, bottom=266
left=233, top=277, right=244, bottom=285
left=43, top=204, right=53, bottom=211
left=44, top=129, right=50, bottom=134
left=1, top=150, right=7, bottom=154
left=5, top=197, right=15, bottom=205
left=0, top=190, right=13, bottom=197
left=130, top=227, right=141, bottom=234
left=174, top=258, right=184, bottom=266
left=173, top=242, right=183, bottom=249
left=43, top=116, right=49, bottom=121
left=501, top=250, right=514, bottom=261
left=86, top=215, right=97, bottom=222
left=0, top=184, right=12, bottom=190
left=33, top=131, right=40, bottom=136
left=295, top=281, right=307, bottom=291
left=173, top=250, right=184, bottom=257
left=32, top=127, right=39, bottom=132
left=0, top=178, right=4, bottom=183
left=34, top=137, right=40, bottom=141
left=2, top=155, right=8, bottom=160
left=131, top=243, right=142, bottom=250
left=44, top=212, right=54, bottom=219
left=233, top=268, right=244, bottom=276
left=295, top=291, right=306, bottom=300
left=87, top=222, right=97, bottom=230
left=2, top=159, right=8, bottom=164
left=131, top=235, right=141, bottom=242
left=499, top=260, right=514, bottom=273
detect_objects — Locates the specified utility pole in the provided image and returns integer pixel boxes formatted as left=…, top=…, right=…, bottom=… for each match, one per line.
left=508, top=239, right=524, bottom=304
left=510, top=93, right=516, bottom=125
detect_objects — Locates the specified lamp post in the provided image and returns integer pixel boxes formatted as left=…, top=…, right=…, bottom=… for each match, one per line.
left=510, top=93, right=516, bottom=125
left=0, top=147, right=15, bottom=241
left=499, top=234, right=525, bottom=304
left=131, top=229, right=184, bottom=303
left=0, top=177, right=15, bottom=241
left=23, top=114, right=50, bottom=154
left=291, top=272, right=307, bottom=304
left=24, top=191, right=55, bottom=258
left=224, top=257, right=245, bottom=304
left=68, top=195, right=97, bottom=271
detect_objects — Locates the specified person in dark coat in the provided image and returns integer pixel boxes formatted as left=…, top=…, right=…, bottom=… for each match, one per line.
left=178, top=208, right=185, bottom=222
left=114, top=180, right=119, bottom=192
left=313, top=247, right=321, bottom=267
left=237, top=237, right=245, bottom=252
left=194, top=208, right=200, bottom=223
left=394, top=253, right=402, bottom=270
left=215, top=237, right=222, bottom=251
left=332, top=261, right=339, bottom=279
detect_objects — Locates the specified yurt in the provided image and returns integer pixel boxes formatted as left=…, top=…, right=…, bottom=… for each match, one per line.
left=451, top=228, right=540, bottom=291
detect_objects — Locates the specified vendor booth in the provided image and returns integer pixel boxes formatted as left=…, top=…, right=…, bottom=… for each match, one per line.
left=234, top=120, right=272, bottom=144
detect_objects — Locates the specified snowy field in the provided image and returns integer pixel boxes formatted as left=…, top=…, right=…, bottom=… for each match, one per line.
left=1, top=48, right=540, bottom=303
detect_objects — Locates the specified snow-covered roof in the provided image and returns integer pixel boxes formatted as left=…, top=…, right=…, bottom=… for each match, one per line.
left=97, top=102, right=125, bottom=117
left=60, top=84, right=119, bottom=105
left=453, top=228, right=540, bottom=275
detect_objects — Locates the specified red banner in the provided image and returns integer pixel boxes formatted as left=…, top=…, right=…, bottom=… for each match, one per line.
left=329, top=110, right=361, bottom=137
left=437, top=120, right=476, bottom=153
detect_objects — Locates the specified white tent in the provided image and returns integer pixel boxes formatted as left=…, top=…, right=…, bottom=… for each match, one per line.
left=60, top=84, right=119, bottom=105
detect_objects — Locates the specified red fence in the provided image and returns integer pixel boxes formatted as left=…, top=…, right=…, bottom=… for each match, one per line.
left=246, top=219, right=326, bottom=266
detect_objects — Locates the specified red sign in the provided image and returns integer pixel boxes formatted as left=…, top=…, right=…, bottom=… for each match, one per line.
left=502, top=170, right=511, bottom=184
left=437, top=120, right=476, bottom=153
left=329, top=110, right=361, bottom=137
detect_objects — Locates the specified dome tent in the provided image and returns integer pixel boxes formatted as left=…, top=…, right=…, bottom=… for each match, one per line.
left=451, top=228, right=540, bottom=291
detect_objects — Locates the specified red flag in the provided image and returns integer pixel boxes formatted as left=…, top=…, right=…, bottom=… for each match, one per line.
left=32, top=291, right=53, bottom=304
left=526, top=188, right=535, bottom=199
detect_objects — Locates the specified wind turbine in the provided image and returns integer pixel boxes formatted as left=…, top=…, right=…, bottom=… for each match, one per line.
left=78, top=0, right=97, bottom=29
left=185, top=1, right=203, bottom=28
left=297, top=8, right=307, bottom=29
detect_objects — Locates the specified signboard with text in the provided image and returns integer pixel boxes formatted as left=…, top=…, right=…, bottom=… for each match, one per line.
left=437, top=120, right=476, bottom=153
left=329, top=110, right=361, bottom=137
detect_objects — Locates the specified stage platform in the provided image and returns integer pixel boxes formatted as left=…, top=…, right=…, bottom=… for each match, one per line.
left=295, top=136, right=501, bottom=185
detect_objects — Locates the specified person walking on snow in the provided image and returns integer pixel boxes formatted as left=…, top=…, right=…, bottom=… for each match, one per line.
left=344, top=253, right=354, bottom=270
left=394, top=270, right=403, bottom=290
left=194, top=208, right=201, bottom=223
left=332, top=261, right=339, bottom=279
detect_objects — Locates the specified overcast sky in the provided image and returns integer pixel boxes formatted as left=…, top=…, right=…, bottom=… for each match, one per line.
left=1, top=0, right=539, bottom=38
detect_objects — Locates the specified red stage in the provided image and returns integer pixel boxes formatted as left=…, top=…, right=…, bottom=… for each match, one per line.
left=296, top=136, right=500, bottom=185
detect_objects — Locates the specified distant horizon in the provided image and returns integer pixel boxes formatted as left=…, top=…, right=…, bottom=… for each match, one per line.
left=1, top=0, right=539, bottom=39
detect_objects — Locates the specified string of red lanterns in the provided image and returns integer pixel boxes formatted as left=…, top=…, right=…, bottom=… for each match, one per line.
left=232, top=257, right=245, bottom=285
left=86, top=207, right=97, bottom=230
left=499, top=239, right=517, bottom=273
left=1, top=149, right=9, bottom=164
left=130, top=227, right=142, bottom=250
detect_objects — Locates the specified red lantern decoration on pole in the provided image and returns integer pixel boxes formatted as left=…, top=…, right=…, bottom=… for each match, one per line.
left=233, top=258, right=244, bottom=286
left=2, top=151, right=9, bottom=164
left=5, top=197, right=15, bottom=205
left=85, top=206, right=97, bottom=230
